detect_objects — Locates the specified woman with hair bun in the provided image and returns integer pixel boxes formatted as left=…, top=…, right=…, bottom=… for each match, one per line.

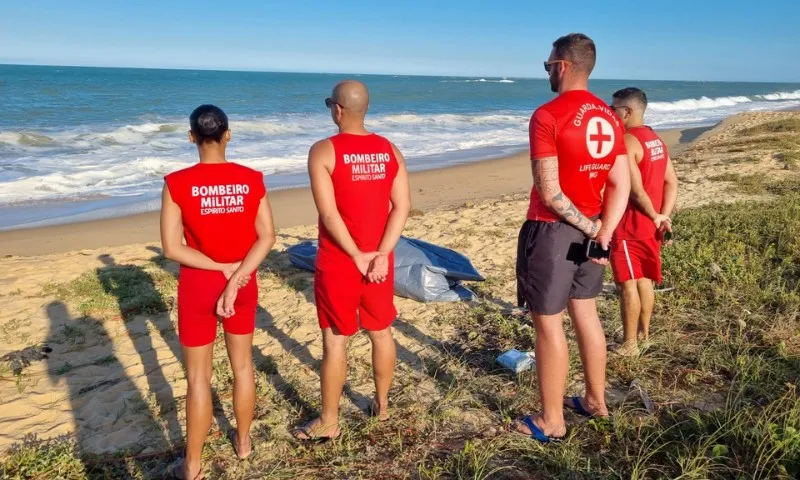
left=160, top=105, right=275, bottom=479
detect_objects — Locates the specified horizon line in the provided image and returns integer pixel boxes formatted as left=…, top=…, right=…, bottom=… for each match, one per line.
left=1, top=61, right=797, bottom=85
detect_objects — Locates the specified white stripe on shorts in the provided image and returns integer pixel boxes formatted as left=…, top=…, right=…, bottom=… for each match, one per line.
left=622, top=240, right=635, bottom=280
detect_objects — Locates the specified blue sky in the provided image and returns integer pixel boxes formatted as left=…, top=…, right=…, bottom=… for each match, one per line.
left=1, top=1, right=798, bottom=82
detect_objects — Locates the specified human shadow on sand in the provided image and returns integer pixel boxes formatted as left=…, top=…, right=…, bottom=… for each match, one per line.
left=44, top=300, right=168, bottom=478
left=95, top=254, right=182, bottom=445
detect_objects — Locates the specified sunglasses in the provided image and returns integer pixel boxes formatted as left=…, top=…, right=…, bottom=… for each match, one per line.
left=324, top=97, right=342, bottom=109
left=543, top=60, right=572, bottom=73
left=609, top=104, right=631, bottom=114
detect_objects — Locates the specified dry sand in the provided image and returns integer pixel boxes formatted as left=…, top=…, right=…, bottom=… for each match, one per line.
left=1, top=112, right=797, bottom=457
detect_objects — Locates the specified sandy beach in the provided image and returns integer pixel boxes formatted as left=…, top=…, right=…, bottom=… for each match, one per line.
left=1, top=111, right=799, bottom=478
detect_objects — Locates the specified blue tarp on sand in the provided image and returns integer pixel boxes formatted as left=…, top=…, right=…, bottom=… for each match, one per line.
left=287, top=236, right=484, bottom=302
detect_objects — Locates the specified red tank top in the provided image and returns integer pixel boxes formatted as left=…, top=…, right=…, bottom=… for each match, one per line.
left=527, top=90, right=627, bottom=222
left=317, top=133, right=399, bottom=271
left=615, top=126, right=668, bottom=240
left=164, top=162, right=266, bottom=266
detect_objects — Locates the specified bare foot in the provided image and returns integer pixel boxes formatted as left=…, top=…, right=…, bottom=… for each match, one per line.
left=563, top=396, right=609, bottom=418
left=168, top=458, right=205, bottom=480
left=292, top=418, right=341, bottom=442
left=371, top=398, right=390, bottom=421
left=229, top=431, right=252, bottom=460
left=610, top=342, right=640, bottom=357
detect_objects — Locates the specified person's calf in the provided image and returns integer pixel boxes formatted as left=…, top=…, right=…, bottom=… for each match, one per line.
left=618, top=281, right=641, bottom=345
left=367, top=326, right=396, bottom=415
left=636, top=278, right=655, bottom=339
left=320, top=327, right=349, bottom=425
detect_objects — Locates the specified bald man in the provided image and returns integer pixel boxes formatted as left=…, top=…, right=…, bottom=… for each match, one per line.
left=293, top=80, right=411, bottom=441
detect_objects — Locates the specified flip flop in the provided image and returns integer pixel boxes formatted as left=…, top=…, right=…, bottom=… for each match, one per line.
left=516, top=416, right=564, bottom=444
left=291, top=421, right=340, bottom=444
left=564, top=396, right=593, bottom=418
left=228, top=430, right=252, bottom=460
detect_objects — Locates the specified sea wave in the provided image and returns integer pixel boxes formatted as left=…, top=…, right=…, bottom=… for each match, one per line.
left=756, top=89, right=800, bottom=101
left=374, top=113, right=525, bottom=126
left=649, top=95, right=752, bottom=111
left=2, top=88, right=800, bottom=206
left=0, top=111, right=531, bottom=205
left=649, top=89, right=800, bottom=112
left=441, top=78, right=515, bottom=83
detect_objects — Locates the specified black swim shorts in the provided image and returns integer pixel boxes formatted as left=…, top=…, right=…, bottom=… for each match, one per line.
left=516, top=219, right=605, bottom=315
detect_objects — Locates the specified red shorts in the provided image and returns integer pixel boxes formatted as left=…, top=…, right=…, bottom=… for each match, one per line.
left=610, top=237, right=662, bottom=284
left=177, top=268, right=257, bottom=347
left=314, top=255, right=396, bottom=336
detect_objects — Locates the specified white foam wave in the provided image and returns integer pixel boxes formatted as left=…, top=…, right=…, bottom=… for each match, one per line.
left=373, top=113, right=525, bottom=126
left=442, top=78, right=515, bottom=83
left=756, top=90, right=800, bottom=101
left=649, top=95, right=752, bottom=112
left=0, top=153, right=310, bottom=205
left=0, top=112, right=532, bottom=205
left=229, top=120, right=308, bottom=135
left=649, top=89, right=800, bottom=112
left=3, top=86, right=800, bottom=208
left=0, top=118, right=313, bottom=150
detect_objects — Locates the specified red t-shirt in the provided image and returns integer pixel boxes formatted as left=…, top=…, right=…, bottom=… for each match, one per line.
left=165, top=162, right=265, bottom=265
left=615, top=126, right=668, bottom=240
left=317, top=133, right=399, bottom=271
left=527, top=89, right=626, bottom=222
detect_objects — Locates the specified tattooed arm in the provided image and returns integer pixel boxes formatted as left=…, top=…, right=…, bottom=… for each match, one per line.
left=532, top=156, right=600, bottom=237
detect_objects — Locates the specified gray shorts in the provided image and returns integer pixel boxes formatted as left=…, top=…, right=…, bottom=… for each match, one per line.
left=516, top=220, right=605, bottom=315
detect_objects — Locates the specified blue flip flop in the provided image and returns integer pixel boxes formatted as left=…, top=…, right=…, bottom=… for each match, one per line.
left=519, top=416, right=563, bottom=443
left=564, top=396, right=593, bottom=417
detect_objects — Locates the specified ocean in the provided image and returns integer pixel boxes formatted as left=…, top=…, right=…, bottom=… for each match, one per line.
left=2, top=64, right=800, bottom=230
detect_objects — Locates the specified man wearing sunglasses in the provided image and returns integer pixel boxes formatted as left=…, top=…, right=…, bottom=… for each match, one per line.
left=608, top=87, right=678, bottom=357
left=293, top=80, right=411, bottom=441
left=514, top=33, right=631, bottom=442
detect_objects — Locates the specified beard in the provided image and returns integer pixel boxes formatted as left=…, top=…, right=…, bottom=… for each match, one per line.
left=549, top=71, right=560, bottom=93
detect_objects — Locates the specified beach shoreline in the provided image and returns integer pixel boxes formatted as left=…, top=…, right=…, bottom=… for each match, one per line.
left=0, top=127, right=699, bottom=257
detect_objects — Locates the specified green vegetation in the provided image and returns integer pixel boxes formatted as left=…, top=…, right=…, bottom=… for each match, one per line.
left=42, top=261, right=176, bottom=321
left=717, top=117, right=800, bottom=170
left=739, top=117, right=800, bottom=136
left=708, top=172, right=769, bottom=194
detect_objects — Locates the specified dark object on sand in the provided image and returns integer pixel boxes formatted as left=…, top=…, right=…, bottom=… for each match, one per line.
left=2, top=344, right=53, bottom=375
left=287, top=236, right=484, bottom=302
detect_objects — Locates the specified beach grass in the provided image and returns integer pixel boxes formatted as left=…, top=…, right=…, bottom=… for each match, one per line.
left=719, top=117, right=800, bottom=171
left=42, top=261, right=176, bottom=321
